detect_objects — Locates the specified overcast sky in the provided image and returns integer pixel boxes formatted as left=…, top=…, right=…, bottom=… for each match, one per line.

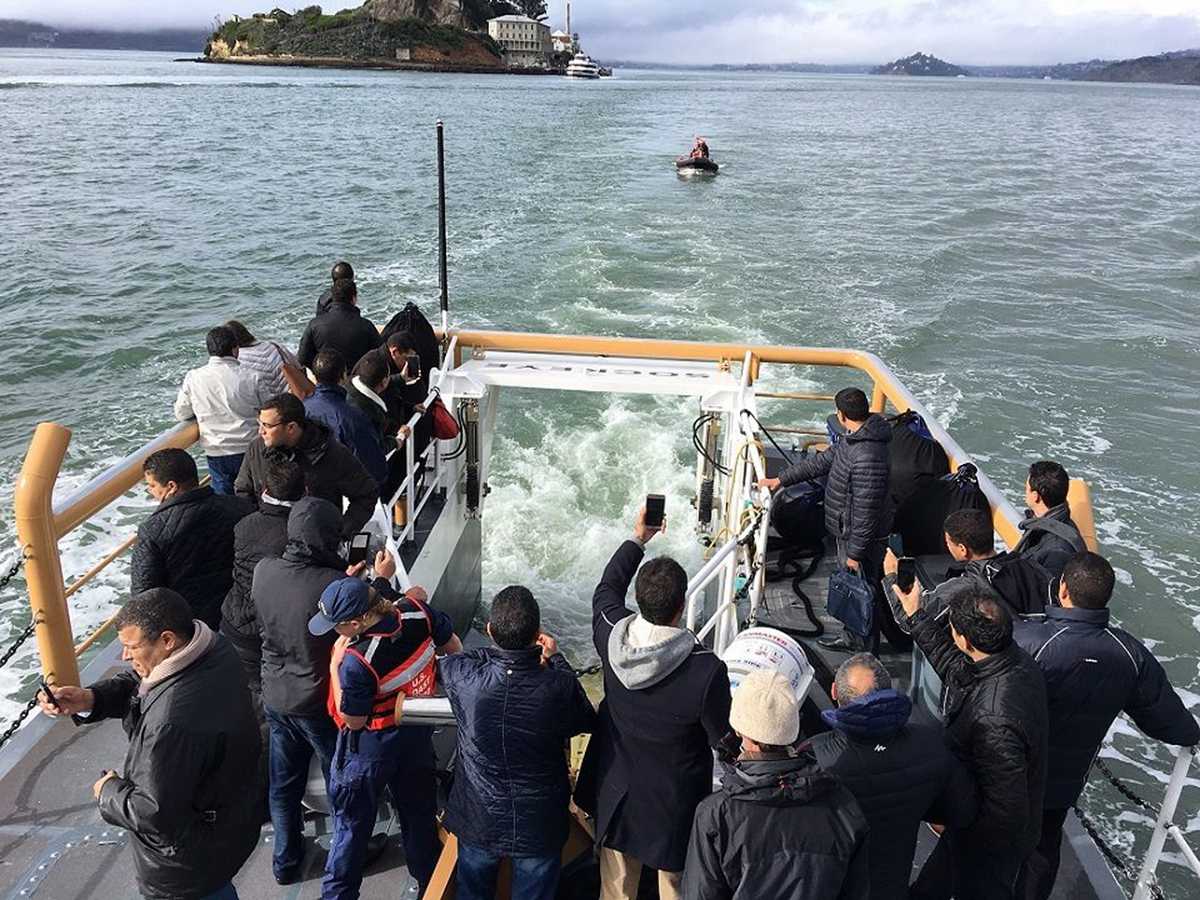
left=6, top=0, right=1200, bottom=65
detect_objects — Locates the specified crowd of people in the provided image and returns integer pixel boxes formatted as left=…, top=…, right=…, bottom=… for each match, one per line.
left=35, top=290, right=1198, bottom=900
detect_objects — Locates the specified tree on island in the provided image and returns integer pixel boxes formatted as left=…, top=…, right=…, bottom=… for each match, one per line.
left=516, top=0, right=548, bottom=21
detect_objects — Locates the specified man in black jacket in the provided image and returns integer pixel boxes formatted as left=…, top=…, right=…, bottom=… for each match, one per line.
left=252, top=496, right=348, bottom=884
left=759, top=387, right=892, bottom=651
left=883, top=509, right=1051, bottom=625
left=440, top=586, right=597, bottom=900
left=297, top=276, right=381, bottom=371
left=38, top=588, right=260, bottom=900
left=809, top=653, right=977, bottom=899
left=575, top=508, right=731, bottom=900
left=315, top=260, right=354, bottom=316
left=221, top=458, right=305, bottom=719
left=893, top=579, right=1049, bottom=900
left=235, top=393, right=378, bottom=539
left=1014, top=552, right=1199, bottom=900
left=684, top=669, right=869, bottom=900
left=1013, top=460, right=1085, bottom=580
left=131, top=448, right=252, bottom=628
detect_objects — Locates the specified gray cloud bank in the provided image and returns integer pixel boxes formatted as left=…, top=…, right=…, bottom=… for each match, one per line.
left=5, top=0, right=1200, bottom=65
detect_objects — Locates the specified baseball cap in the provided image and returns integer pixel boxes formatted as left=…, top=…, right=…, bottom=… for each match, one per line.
left=308, top=577, right=371, bottom=636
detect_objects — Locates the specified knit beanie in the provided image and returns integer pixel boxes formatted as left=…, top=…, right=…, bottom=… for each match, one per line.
left=729, top=669, right=800, bottom=746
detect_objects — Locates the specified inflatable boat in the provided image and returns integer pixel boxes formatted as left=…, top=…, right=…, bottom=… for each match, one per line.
left=676, top=155, right=719, bottom=175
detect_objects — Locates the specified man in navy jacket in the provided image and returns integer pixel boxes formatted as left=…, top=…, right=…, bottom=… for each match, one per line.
left=440, top=586, right=596, bottom=900
left=1014, top=552, right=1198, bottom=900
left=302, top=349, right=388, bottom=492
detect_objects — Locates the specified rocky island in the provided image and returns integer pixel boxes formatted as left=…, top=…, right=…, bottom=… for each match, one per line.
left=873, top=52, right=968, bottom=77
left=203, top=1, right=539, bottom=73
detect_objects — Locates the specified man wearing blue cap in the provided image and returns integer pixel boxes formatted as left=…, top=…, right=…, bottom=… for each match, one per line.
left=310, top=557, right=462, bottom=900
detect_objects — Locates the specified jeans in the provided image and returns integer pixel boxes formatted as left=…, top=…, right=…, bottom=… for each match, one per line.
left=265, top=707, right=338, bottom=879
left=322, top=727, right=440, bottom=900
left=456, top=842, right=561, bottom=900
left=207, top=453, right=244, bottom=495
left=911, top=831, right=1024, bottom=900
left=198, top=883, right=239, bottom=900
left=1018, top=807, right=1071, bottom=900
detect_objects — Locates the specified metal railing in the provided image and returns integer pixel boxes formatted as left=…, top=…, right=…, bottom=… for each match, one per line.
left=1133, top=745, right=1200, bottom=900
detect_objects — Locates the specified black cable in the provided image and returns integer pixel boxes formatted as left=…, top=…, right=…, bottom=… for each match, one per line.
left=740, top=409, right=795, bottom=465
left=764, top=546, right=825, bottom=638
left=692, top=413, right=730, bottom=476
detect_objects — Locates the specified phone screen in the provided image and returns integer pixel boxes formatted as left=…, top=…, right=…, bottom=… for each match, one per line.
left=40, top=679, right=62, bottom=710
left=896, top=557, right=917, bottom=593
left=404, top=352, right=421, bottom=382
left=347, top=532, right=371, bottom=567
left=645, top=494, right=666, bottom=529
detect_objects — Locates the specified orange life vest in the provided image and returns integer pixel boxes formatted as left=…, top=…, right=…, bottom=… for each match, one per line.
left=327, top=596, right=437, bottom=730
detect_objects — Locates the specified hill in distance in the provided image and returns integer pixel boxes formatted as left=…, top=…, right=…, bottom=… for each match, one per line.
left=873, top=51, right=968, bottom=76
left=0, top=18, right=208, bottom=52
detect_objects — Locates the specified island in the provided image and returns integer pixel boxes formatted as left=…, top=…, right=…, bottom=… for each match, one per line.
left=872, top=52, right=968, bottom=77
left=202, top=1, right=550, bottom=74
left=1080, top=50, right=1200, bottom=85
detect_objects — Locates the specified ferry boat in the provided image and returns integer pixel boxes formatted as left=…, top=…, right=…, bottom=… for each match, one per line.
left=0, top=126, right=1195, bottom=900
left=566, top=53, right=601, bottom=79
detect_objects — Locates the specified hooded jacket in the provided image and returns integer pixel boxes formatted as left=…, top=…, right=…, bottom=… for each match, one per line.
left=574, top=539, right=731, bottom=872
left=808, top=691, right=977, bottom=899
left=234, top=419, right=377, bottom=539
left=440, top=646, right=597, bottom=856
left=682, top=751, right=869, bottom=900
left=296, top=301, right=381, bottom=372
left=1013, top=503, right=1085, bottom=580
left=303, top=383, right=389, bottom=489
left=908, top=608, right=1049, bottom=863
left=86, top=619, right=260, bottom=900
left=885, top=550, right=1051, bottom=629
left=130, top=486, right=253, bottom=628
left=778, top=413, right=892, bottom=561
left=1015, top=606, right=1199, bottom=809
left=252, top=497, right=345, bottom=716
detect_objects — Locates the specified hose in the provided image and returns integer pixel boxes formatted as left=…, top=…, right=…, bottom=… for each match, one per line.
left=764, top=545, right=826, bottom=638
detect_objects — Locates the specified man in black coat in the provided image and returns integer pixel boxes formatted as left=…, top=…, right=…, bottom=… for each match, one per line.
left=440, top=586, right=597, bottom=900
left=809, top=653, right=977, bottom=899
left=684, top=669, right=869, bottom=900
left=252, top=496, right=348, bottom=884
left=893, top=579, right=1049, bottom=900
left=235, top=393, right=379, bottom=540
left=1014, top=552, right=1199, bottom=900
left=131, top=447, right=252, bottom=629
left=314, top=260, right=354, bottom=316
left=575, top=508, right=731, bottom=900
left=760, top=387, right=892, bottom=651
left=297, top=276, right=381, bottom=372
left=220, top=457, right=305, bottom=716
left=38, top=589, right=260, bottom=900
left=883, top=509, right=1051, bottom=626
left=1013, top=460, right=1085, bottom=580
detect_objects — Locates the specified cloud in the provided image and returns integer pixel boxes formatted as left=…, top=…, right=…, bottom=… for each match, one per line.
left=7, top=0, right=1200, bottom=64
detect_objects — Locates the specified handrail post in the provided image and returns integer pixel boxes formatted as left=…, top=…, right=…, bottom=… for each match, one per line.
left=13, top=423, right=80, bottom=687
left=1132, top=744, right=1197, bottom=900
left=869, top=381, right=886, bottom=413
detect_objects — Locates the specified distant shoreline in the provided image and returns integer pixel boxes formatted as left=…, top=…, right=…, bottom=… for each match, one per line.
left=190, top=55, right=560, bottom=76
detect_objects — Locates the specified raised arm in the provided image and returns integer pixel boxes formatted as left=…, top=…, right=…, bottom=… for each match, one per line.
left=1125, top=639, right=1200, bottom=747
left=778, top=445, right=834, bottom=488
left=173, top=374, right=194, bottom=422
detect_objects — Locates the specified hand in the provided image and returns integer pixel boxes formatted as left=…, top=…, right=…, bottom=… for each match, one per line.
left=634, top=506, right=664, bottom=544
left=93, top=770, right=118, bottom=800
left=345, top=560, right=367, bottom=578
left=405, top=585, right=429, bottom=604
left=535, top=633, right=559, bottom=663
left=883, top=548, right=899, bottom=576
left=414, top=404, right=426, bottom=414
left=373, top=549, right=397, bottom=580
left=396, top=425, right=411, bottom=442
left=757, top=477, right=781, bottom=492
left=845, top=557, right=861, bottom=573
left=38, top=684, right=94, bottom=718
left=892, top=580, right=922, bottom=618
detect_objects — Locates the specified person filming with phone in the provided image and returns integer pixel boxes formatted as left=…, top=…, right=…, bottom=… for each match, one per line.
left=575, top=499, right=732, bottom=900
left=757, top=387, right=892, bottom=653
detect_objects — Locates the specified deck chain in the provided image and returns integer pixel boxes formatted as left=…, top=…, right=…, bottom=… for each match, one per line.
left=0, top=694, right=40, bottom=753
left=0, top=620, right=36, bottom=671
left=1072, top=803, right=1165, bottom=900
left=572, top=663, right=603, bottom=678
left=0, top=551, right=23, bottom=591
left=1094, top=758, right=1161, bottom=816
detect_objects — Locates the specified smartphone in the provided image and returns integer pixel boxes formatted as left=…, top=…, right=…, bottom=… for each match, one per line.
left=896, top=556, right=917, bottom=593
left=39, top=679, right=62, bottom=711
left=645, top=494, right=666, bottom=530
left=347, top=532, right=371, bottom=567
left=403, top=352, right=421, bottom=382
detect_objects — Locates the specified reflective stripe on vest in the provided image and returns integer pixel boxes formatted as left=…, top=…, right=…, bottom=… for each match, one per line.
left=326, top=595, right=437, bottom=730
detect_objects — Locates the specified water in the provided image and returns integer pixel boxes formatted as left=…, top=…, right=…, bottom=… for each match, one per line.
left=1, top=49, right=1198, bottom=893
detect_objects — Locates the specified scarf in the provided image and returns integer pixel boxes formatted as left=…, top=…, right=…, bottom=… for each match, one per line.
left=351, top=376, right=388, bottom=414
left=260, top=491, right=294, bottom=508
left=138, top=619, right=216, bottom=696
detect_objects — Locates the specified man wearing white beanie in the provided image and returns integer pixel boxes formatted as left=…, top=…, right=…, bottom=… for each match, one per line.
left=683, top=670, right=870, bottom=900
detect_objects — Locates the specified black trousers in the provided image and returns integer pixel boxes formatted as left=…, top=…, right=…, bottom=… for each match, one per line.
left=1018, top=807, right=1071, bottom=900
left=912, top=832, right=1025, bottom=900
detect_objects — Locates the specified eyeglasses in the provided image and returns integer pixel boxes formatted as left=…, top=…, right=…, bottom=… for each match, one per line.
left=258, top=419, right=286, bottom=431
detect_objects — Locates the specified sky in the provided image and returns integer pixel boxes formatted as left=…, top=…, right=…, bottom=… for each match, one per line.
left=4, top=0, right=1200, bottom=65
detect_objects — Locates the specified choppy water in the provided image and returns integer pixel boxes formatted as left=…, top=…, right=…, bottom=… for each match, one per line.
left=1, top=49, right=1198, bottom=893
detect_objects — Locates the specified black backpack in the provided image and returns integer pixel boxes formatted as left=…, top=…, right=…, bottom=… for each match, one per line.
left=888, top=411, right=950, bottom=509
left=381, top=302, right=440, bottom=381
left=894, top=462, right=991, bottom=556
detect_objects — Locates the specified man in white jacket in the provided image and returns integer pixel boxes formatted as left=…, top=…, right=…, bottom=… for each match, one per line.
left=175, top=325, right=271, bottom=494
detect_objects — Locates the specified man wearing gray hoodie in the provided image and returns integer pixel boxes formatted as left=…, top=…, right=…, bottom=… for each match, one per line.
left=575, top=509, right=732, bottom=900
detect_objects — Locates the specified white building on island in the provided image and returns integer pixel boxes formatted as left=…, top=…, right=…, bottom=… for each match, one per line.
left=487, top=15, right=552, bottom=69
